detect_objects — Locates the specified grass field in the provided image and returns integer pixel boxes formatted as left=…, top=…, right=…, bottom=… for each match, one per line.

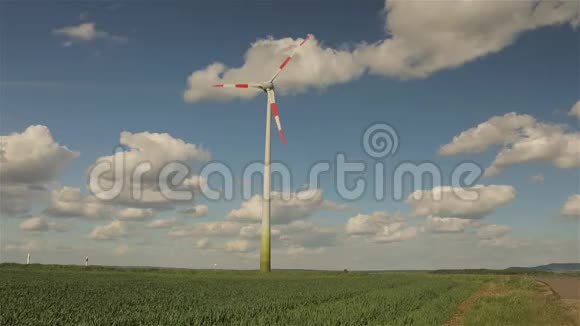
left=0, top=264, right=574, bottom=325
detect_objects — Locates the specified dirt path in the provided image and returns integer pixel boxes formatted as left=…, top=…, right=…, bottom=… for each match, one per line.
left=536, top=277, right=580, bottom=300
left=536, top=277, right=580, bottom=324
left=444, top=281, right=500, bottom=326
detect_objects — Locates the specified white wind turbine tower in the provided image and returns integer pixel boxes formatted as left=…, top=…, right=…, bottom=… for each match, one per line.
left=211, top=34, right=312, bottom=272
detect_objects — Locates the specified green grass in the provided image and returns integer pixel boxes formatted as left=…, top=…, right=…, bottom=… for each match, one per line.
left=0, top=264, right=490, bottom=325
left=461, top=276, right=577, bottom=326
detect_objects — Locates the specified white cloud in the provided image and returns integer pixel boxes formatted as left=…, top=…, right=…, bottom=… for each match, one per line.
left=116, top=207, right=154, bottom=221
left=345, top=211, right=416, bottom=243
left=147, top=218, right=178, bottom=229
left=423, top=216, right=473, bottom=233
left=0, top=125, right=78, bottom=184
left=439, top=113, right=536, bottom=155
left=477, top=224, right=511, bottom=240
left=439, top=112, right=580, bottom=176
left=236, top=220, right=336, bottom=250
left=183, top=37, right=364, bottom=102
left=91, top=131, right=209, bottom=184
left=19, top=216, right=71, bottom=232
left=277, top=220, right=338, bottom=248
left=224, top=239, right=254, bottom=253
left=529, top=174, right=545, bottom=183
left=345, top=211, right=404, bottom=235
left=179, top=204, right=208, bottom=218
left=407, top=185, right=515, bottom=219
left=88, top=220, right=128, bottom=240
left=560, top=194, right=580, bottom=218
left=476, top=224, right=528, bottom=248
left=183, top=1, right=577, bottom=102
left=88, top=131, right=209, bottom=208
left=196, top=238, right=211, bottom=249
left=374, top=224, right=418, bottom=243
left=568, top=101, right=580, bottom=119
left=44, top=187, right=106, bottom=219
left=239, top=224, right=262, bottom=239
left=358, top=1, right=577, bottom=79
left=227, top=189, right=341, bottom=224
left=52, top=22, right=127, bottom=45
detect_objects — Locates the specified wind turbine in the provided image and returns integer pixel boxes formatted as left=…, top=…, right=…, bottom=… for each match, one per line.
left=211, top=34, right=312, bottom=272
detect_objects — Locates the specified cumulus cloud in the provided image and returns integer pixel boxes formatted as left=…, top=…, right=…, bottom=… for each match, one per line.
left=0, top=126, right=82, bottom=217
left=560, top=194, right=580, bottom=218
left=439, top=113, right=536, bottom=155
left=227, top=189, right=342, bottom=224
left=116, top=207, right=154, bottom=221
left=147, top=218, right=178, bottom=229
left=439, top=112, right=580, bottom=176
left=568, top=101, right=580, bottom=119
left=408, top=185, right=515, bottom=219
left=44, top=187, right=107, bottom=219
left=476, top=224, right=527, bottom=248
left=345, top=211, right=416, bottom=243
left=0, top=125, right=78, bottom=184
left=183, top=0, right=577, bottom=102
left=224, top=239, right=254, bottom=253
left=358, top=1, right=577, bottom=79
left=52, top=22, right=127, bottom=45
left=374, top=224, right=418, bottom=243
left=19, top=216, right=71, bottom=232
left=277, top=220, right=338, bottom=248
left=88, top=131, right=209, bottom=208
left=477, top=224, right=511, bottom=240
left=88, top=220, right=129, bottom=240
left=196, top=238, right=211, bottom=249
left=345, top=211, right=404, bottom=235
left=422, top=216, right=473, bottom=233
left=178, top=204, right=208, bottom=218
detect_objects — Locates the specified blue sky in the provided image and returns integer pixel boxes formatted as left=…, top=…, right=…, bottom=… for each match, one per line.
left=0, top=0, right=578, bottom=269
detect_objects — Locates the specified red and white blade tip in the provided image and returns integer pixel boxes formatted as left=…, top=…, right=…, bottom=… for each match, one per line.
left=278, top=129, right=287, bottom=144
left=211, top=84, right=249, bottom=88
left=270, top=102, right=287, bottom=144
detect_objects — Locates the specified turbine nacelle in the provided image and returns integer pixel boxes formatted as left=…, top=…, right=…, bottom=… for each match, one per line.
left=258, top=81, right=274, bottom=91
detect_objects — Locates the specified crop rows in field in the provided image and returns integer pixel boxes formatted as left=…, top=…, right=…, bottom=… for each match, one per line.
left=0, top=265, right=488, bottom=325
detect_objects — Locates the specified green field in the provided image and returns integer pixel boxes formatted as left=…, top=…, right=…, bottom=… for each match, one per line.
left=0, top=264, right=574, bottom=325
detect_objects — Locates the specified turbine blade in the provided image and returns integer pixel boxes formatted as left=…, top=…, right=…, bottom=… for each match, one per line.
left=268, top=89, right=286, bottom=144
left=269, top=34, right=312, bottom=83
left=211, top=83, right=261, bottom=89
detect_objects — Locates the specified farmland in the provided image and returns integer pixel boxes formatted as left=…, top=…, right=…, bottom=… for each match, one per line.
left=0, top=264, right=574, bottom=325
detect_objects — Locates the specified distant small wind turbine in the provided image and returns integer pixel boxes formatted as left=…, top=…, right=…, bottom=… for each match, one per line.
left=26, top=252, right=30, bottom=265
left=85, top=256, right=89, bottom=267
left=211, top=34, right=312, bottom=272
